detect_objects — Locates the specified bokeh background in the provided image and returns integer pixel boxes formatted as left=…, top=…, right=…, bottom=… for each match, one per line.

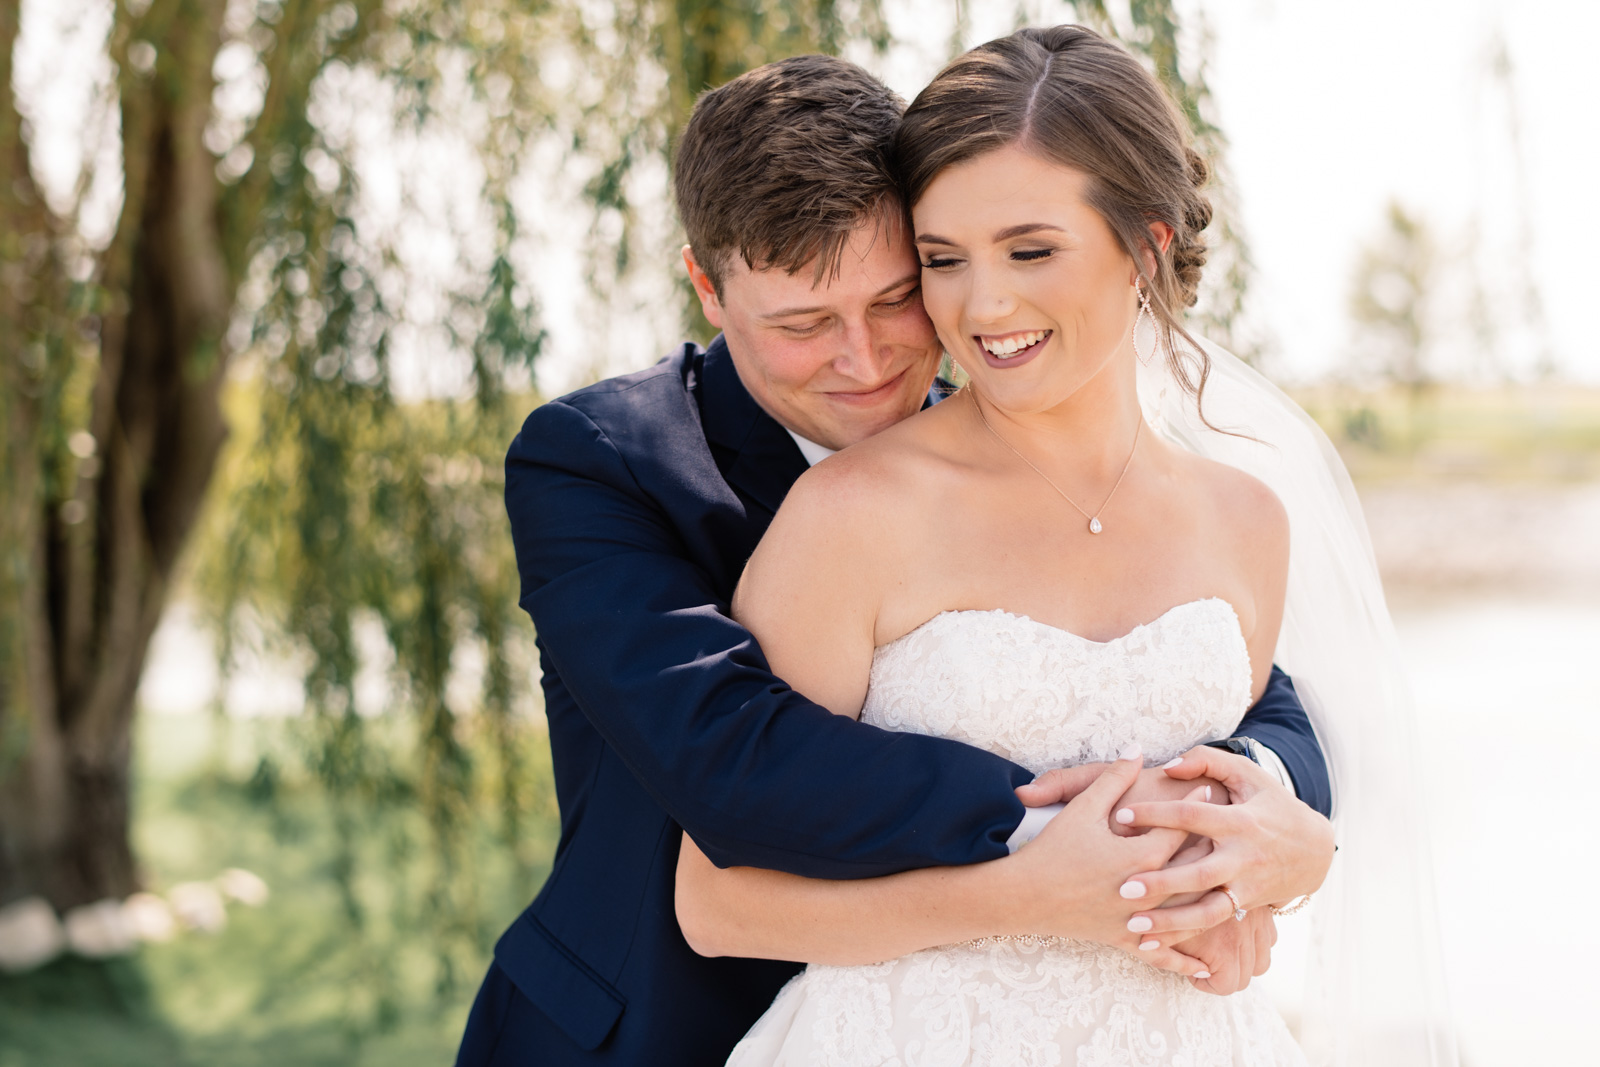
left=1, top=1, right=1594, bottom=1064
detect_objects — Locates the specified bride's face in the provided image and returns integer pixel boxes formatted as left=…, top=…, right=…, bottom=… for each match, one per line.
left=913, top=144, right=1141, bottom=415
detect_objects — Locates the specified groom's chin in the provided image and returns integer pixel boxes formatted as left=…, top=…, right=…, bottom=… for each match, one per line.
left=809, top=398, right=918, bottom=449
left=810, top=377, right=937, bottom=448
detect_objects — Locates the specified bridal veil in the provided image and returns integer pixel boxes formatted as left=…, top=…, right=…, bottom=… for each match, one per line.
left=1137, top=338, right=1459, bottom=1067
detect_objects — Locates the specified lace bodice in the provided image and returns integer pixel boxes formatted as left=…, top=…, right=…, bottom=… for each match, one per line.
left=726, top=598, right=1309, bottom=1067
left=862, top=598, right=1252, bottom=775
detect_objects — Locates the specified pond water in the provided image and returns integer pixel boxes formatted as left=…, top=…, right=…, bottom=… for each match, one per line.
left=1391, top=594, right=1599, bottom=1066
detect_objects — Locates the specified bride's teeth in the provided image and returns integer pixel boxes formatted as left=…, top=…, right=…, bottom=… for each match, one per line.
left=982, top=331, right=1046, bottom=358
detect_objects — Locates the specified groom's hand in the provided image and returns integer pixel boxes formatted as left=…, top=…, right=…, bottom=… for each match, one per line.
left=1017, top=764, right=1228, bottom=839
left=1107, top=766, right=1227, bottom=837
left=1169, top=907, right=1277, bottom=995
left=1113, top=746, right=1335, bottom=911
left=1014, top=763, right=1111, bottom=808
left=1122, top=837, right=1278, bottom=994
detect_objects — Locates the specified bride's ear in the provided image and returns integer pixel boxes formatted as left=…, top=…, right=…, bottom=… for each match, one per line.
left=1133, top=222, right=1175, bottom=284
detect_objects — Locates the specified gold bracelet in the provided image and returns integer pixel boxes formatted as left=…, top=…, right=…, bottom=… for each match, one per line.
left=1271, top=893, right=1313, bottom=916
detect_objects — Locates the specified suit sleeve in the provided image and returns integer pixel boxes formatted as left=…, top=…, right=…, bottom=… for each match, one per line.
left=509, top=400, right=1033, bottom=879
left=1234, top=666, right=1333, bottom=818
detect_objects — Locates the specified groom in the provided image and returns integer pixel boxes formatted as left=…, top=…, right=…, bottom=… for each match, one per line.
left=458, top=55, right=1333, bottom=1067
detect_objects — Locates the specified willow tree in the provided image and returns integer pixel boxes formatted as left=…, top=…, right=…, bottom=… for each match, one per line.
left=0, top=0, right=549, bottom=914
left=0, top=0, right=891, bottom=918
left=0, top=0, right=1225, bottom=933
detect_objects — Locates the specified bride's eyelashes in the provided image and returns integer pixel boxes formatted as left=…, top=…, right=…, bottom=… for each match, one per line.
left=918, top=248, right=1057, bottom=270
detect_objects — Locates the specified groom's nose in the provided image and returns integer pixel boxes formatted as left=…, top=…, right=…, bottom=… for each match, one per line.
left=829, top=317, right=893, bottom=384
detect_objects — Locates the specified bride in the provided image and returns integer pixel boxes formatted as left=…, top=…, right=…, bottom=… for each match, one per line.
left=678, top=25, right=1454, bottom=1067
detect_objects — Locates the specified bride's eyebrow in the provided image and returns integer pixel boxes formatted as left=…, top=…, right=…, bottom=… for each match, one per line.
left=915, top=223, right=1068, bottom=246
left=992, top=223, right=1066, bottom=241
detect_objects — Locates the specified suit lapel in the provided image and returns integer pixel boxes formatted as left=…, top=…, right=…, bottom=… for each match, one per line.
left=698, top=336, right=809, bottom=519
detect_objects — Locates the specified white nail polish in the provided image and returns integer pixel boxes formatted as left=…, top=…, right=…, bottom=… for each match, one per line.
left=1119, top=743, right=1142, bottom=762
left=1194, top=970, right=1211, bottom=980
left=1127, top=916, right=1153, bottom=933
left=1139, top=940, right=1159, bottom=951
left=1115, top=808, right=1135, bottom=825
left=1162, top=757, right=1183, bottom=769
left=1119, top=881, right=1146, bottom=899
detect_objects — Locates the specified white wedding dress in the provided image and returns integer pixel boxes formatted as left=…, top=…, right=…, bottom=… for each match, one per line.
left=726, top=597, right=1309, bottom=1067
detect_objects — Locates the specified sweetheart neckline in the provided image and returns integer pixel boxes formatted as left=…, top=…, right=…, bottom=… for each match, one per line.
left=880, top=596, right=1240, bottom=653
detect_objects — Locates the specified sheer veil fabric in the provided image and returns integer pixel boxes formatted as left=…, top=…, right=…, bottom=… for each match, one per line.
left=1137, top=338, right=1458, bottom=1067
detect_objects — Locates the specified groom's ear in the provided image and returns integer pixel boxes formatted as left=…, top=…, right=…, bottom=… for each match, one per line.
left=682, top=245, right=725, bottom=329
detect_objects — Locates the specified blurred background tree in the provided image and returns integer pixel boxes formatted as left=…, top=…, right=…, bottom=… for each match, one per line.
left=0, top=0, right=1219, bottom=1050
left=1348, top=200, right=1436, bottom=445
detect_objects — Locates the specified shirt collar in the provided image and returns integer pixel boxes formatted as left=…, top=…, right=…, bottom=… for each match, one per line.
left=781, top=375, right=956, bottom=466
left=784, top=430, right=837, bottom=467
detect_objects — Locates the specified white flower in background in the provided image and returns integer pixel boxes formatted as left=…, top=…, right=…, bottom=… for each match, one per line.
left=122, top=892, right=177, bottom=942
left=216, top=868, right=269, bottom=907
left=64, top=899, right=136, bottom=958
left=0, top=896, right=66, bottom=973
left=168, top=881, right=228, bottom=933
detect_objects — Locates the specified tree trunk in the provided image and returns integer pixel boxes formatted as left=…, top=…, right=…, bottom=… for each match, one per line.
left=0, top=0, right=232, bottom=911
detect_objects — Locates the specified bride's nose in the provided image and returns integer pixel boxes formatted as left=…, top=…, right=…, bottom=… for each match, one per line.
left=964, top=261, right=1018, bottom=326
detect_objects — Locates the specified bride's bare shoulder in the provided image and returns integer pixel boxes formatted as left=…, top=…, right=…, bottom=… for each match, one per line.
left=1176, top=448, right=1289, bottom=566
left=734, top=408, right=950, bottom=622
left=780, top=406, right=955, bottom=524
left=746, top=408, right=952, bottom=578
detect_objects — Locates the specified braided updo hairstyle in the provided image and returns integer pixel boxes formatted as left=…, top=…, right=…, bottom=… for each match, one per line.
left=895, top=24, right=1216, bottom=405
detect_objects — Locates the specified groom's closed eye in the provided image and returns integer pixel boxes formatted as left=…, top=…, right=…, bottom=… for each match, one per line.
left=877, top=286, right=922, bottom=311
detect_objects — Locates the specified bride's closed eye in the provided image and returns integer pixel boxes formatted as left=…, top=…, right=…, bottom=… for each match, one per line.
left=1010, top=247, right=1054, bottom=262
left=920, top=255, right=962, bottom=270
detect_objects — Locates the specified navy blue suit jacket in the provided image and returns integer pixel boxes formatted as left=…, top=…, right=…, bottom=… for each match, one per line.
left=458, top=337, right=1331, bottom=1066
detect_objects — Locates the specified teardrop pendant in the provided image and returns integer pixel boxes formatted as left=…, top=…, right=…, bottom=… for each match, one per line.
left=1088, top=517, right=1103, bottom=534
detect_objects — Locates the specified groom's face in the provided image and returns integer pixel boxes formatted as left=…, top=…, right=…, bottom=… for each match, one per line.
left=685, top=217, right=942, bottom=451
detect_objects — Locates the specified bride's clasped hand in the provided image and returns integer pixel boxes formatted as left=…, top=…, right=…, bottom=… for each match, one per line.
left=995, top=745, right=1252, bottom=982
left=1017, top=741, right=1335, bottom=992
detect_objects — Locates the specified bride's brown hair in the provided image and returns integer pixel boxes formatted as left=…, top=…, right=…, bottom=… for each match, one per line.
left=894, top=24, right=1215, bottom=408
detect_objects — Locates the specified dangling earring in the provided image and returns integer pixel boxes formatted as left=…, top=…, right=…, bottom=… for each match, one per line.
left=1132, top=278, right=1156, bottom=366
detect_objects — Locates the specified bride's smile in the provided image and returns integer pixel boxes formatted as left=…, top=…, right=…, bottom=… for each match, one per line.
left=976, top=327, right=1052, bottom=366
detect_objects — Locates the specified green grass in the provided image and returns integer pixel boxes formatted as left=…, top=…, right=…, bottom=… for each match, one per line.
left=1291, top=384, right=1600, bottom=483
left=0, top=713, right=559, bottom=1067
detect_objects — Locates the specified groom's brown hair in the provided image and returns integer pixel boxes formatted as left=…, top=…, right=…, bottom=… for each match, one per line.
left=674, top=54, right=904, bottom=296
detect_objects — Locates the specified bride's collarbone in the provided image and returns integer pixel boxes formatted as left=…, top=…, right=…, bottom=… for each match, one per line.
left=857, top=450, right=1267, bottom=649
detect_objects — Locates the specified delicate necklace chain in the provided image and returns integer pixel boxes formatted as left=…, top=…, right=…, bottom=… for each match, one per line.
left=967, top=387, right=1143, bottom=535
